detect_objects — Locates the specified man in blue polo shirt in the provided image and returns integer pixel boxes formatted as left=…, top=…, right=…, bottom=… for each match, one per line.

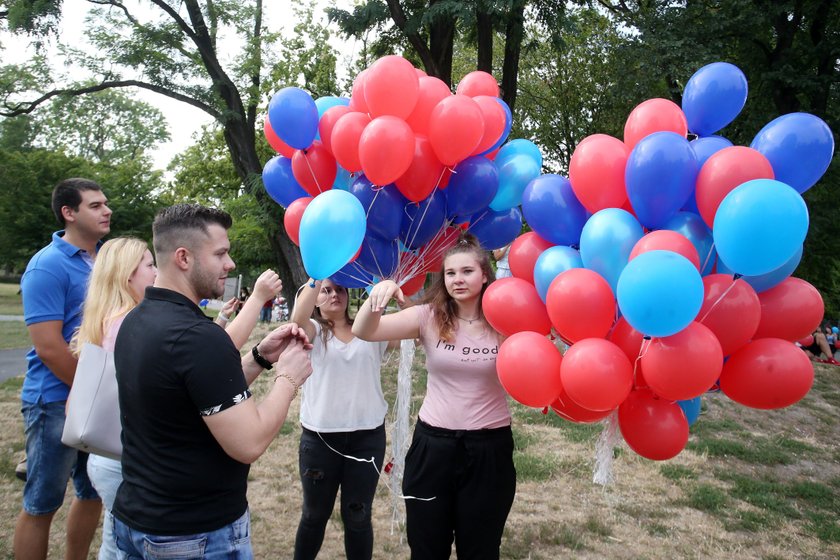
left=15, top=178, right=112, bottom=560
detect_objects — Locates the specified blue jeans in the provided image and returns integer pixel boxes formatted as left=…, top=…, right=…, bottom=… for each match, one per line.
left=114, top=509, right=252, bottom=559
left=21, top=400, right=100, bottom=515
left=88, top=455, right=123, bottom=560
left=294, top=425, right=385, bottom=560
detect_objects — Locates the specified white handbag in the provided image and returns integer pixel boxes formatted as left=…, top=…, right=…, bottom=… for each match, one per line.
left=61, top=342, right=122, bottom=460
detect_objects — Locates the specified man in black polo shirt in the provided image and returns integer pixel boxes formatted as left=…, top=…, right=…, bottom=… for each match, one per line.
left=112, top=204, right=312, bottom=558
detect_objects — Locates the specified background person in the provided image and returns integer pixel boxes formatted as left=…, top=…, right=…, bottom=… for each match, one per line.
left=353, top=234, right=516, bottom=560
left=15, top=178, right=111, bottom=560
left=493, top=244, right=511, bottom=279
left=70, top=237, right=157, bottom=559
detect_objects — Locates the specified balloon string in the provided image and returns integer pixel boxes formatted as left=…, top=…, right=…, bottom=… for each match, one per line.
left=633, top=337, right=652, bottom=388
left=700, top=242, right=715, bottom=274
left=465, top=208, right=490, bottom=235
left=303, top=150, right=324, bottom=194
left=366, top=187, right=382, bottom=220
left=697, top=275, right=739, bottom=324
left=404, top=186, right=439, bottom=255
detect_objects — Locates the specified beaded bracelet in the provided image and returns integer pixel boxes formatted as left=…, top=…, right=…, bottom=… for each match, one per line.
left=274, top=372, right=300, bottom=399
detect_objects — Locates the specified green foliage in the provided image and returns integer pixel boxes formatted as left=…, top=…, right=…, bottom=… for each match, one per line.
left=3, top=0, right=63, bottom=36
left=685, top=483, right=729, bottom=512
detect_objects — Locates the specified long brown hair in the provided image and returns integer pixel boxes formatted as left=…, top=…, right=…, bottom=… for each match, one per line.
left=312, top=280, right=354, bottom=346
left=421, top=232, right=495, bottom=341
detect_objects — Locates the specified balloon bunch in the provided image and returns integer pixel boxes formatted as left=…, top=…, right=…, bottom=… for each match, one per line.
left=262, top=55, right=542, bottom=290
left=488, top=61, right=834, bottom=462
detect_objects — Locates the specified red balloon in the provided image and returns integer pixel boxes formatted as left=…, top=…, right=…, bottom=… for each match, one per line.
left=318, top=105, right=353, bottom=156
left=456, top=70, right=500, bottom=98
left=697, top=274, right=760, bottom=356
left=405, top=76, right=452, bottom=136
left=797, top=335, right=815, bottom=347
left=400, top=273, right=426, bottom=297
left=331, top=112, right=372, bottom=173
left=695, top=146, right=775, bottom=228
left=348, top=69, right=370, bottom=113
left=359, top=116, right=416, bottom=186
left=283, top=197, right=312, bottom=246
left=395, top=135, right=445, bottom=202
left=470, top=95, right=506, bottom=155
left=630, top=231, right=700, bottom=271
left=623, top=98, right=688, bottom=150
left=610, top=316, right=644, bottom=363
left=482, top=277, right=552, bottom=337
left=561, top=339, right=633, bottom=412
left=264, top=119, right=296, bottom=157
left=550, top=389, right=614, bottom=423
left=546, top=269, right=616, bottom=343
left=642, top=322, right=723, bottom=401
left=719, top=338, right=814, bottom=409
left=428, top=95, right=484, bottom=166
left=753, top=277, right=824, bottom=341
left=618, top=388, right=689, bottom=461
left=291, top=141, right=336, bottom=197
left=568, top=134, right=629, bottom=213
left=508, top=232, right=554, bottom=284
left=497, top=332, right=563, bottom=407
left=364, top=55, right=420, bottom=119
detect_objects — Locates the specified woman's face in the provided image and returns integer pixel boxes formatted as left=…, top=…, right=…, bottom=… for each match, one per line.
left=443, top=252, right=487, bottom=304
left=317, top=279, right=348, bottom=316
left=128, top=250, right=157, bottom=301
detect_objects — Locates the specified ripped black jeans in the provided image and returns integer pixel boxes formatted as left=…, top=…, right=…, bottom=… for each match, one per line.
left=294, top=424, right=385, bottom=560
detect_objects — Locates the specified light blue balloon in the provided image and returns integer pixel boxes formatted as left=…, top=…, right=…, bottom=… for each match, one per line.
left=678, top=397, right=702, bottom=426
left=488, top=154, right=541, bottom=211
left=332, top=165, right=352, bottom=190
left=713, top=179, right=809, bottom=276
left=663, top=212, right=716, bottom=275
left=580, top=208, right=644, bottom=295
left=682, top=62, right=748, bottom=136
left=717, top=245, right=803, bottom=293
left=750, top=112, right=834, bottom=194
left=617, top=250, right=705, bottom=337
left=299, top=190, right=366, bottom=280
left=496, top=138, right=543, bottom=169
left=534, top=246, right=583, bottom=303
left=314, top=96, right=351, bottom=141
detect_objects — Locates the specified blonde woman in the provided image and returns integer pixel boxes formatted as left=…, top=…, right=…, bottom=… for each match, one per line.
left=71, top=237, right=157, bottom=560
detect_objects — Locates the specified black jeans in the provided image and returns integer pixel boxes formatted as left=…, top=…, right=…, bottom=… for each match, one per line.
left=293, top=424, right=385, bottom=560
left=403, top=420, right=516, bottom=560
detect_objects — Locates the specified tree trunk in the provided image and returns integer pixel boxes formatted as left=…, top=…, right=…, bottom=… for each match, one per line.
left=501, top=0, right=526, bottom=111
left=429, top=0, right=456, bottom=87
left=476, top=4, right=493, bottom=73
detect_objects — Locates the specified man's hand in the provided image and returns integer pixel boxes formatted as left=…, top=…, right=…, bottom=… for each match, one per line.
left=274, top=341, right=313, bottom=388
left=258, top=323, right=312, bottom=363
left=252, top=269, right=282, bottom=303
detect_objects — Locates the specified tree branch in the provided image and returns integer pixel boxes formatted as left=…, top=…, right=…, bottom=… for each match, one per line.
left=146, top=0, right=200, bottom=42
left=1, top=80, right=222, bottom=120
left=384, top=0, right=437, bottom=75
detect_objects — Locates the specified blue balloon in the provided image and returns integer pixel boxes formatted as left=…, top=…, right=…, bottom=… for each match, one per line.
left=332, top=165, right=352, bottom=190
left=299, top=190, right=366, bottom=280
left=682, top=62, right=748, bottom=136
left=626, top=132, right=699, bottom=230
left=678, top=397, right=702, bottom=426
left=357, top=233, right=400, bottom=278
left=478, top=98, right=513, bottom=156
left=400, top=190, right=447, bottom=250
left=268, top=87, right=319, bottom=150
left=833, top=327, right=839, bottom=335
left=350, top=176, right=406, bottom=240
left=690, top=135, right=734, bottom=167
left=534, top=246, right=583, bottom=303
left=445, top=156, right=499, bottom=217
left=522, top=174, right=588, bottom=246
left=750, top=112, right=835, bottom=194
left=717, top=245, right=802, bottom=293
left=262, top=156, right=308, bottom=208
left=314, top=96, right=351, bottom=141
left=617, top=250, right=705, bottom=337
left=662, top=212, right=716, bottom=275
left=488, top=154, right=541, bottom=211
left=579, top=208, right=644, bottom=294
left=496, top=139, right=542, bottom=169
left=468, top=207, right=522, bottom=250
left=713, top=179, right=809, bottom=276
left=331, top=261, right=374, bottom=289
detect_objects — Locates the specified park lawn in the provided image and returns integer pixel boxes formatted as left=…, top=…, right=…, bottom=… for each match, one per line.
left=0, top=323, right=837, bottom=558
left=0, top=283, right=22, bottom=315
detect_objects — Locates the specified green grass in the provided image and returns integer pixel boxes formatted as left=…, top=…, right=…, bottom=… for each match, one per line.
left=685, top=483, right=729, bottom=512
left=687, top=434, right=815, bottom=465
left=0, top=321, right=30, bottom=350
left=501, top=520, right=586, bottom=557
left=513, top=451, right=558, bottom=482
left=0, top=283, right=22, bottom=315
left=659, top=464, right=698, bottom=481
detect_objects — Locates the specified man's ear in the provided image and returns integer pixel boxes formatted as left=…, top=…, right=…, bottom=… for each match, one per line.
left=174, top=247, right=190, bottom=271
left=61, top=206, right=76, bottom=224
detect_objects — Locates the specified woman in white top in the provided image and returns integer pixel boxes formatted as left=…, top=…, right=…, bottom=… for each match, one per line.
left=290, top=279, right=394, bottom=560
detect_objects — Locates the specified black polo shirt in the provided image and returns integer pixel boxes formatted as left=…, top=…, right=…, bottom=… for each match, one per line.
left=112, top=287, right=251, bottom=535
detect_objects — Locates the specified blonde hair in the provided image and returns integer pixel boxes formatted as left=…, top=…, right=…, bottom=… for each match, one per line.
left=422, top=232, right=496, bottom=342
left=72, top=237, right=149, bottom=354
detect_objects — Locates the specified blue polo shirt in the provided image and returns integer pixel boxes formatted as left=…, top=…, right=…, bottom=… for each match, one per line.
left=21, top=231, right=99, bottom=404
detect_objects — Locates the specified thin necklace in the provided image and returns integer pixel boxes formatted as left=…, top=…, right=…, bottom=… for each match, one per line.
left=455, top=313, right=480, bottom=324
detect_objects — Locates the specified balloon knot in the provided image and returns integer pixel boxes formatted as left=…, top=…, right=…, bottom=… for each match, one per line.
left=541, top=406, right=549, bottom=415
left=549, top=333, right=556, bottom=341
left=733, top=273, right=743, bottom=280
left=643, top=335, right=652, bottom=340
left=309, top=280, right=316, bottom=288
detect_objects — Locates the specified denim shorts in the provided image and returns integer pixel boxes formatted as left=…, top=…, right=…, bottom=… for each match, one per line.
left=114, top=509, right=253, bottom=559
left=21, top=400, right=100, bottom=515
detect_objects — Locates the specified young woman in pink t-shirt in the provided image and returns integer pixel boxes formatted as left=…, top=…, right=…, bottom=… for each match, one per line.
left=354, top=233, right=515, bottom=559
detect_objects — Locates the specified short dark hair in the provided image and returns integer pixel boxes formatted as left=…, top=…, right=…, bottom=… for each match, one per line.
left=152, top=204, right=233, bottom=257
left=51, top=178, right=103, bottom=225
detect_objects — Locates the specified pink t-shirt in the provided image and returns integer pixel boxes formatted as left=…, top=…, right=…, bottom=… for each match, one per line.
left=101, top=315, right=126, bottom=352
left=416, top=304, right=510, bottom=430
